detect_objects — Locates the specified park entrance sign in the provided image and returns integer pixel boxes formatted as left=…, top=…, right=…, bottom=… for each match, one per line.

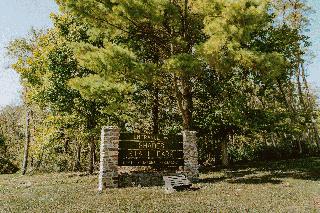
left=118, top=133, right=184, bottom=167
left=98, top=126, right=199, bottom=191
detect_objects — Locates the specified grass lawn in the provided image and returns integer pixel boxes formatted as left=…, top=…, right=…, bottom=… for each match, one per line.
left=0, top=158, right=319, bottom=212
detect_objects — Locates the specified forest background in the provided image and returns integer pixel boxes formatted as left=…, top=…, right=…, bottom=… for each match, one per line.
left=0, top=0, right=319, bottom=174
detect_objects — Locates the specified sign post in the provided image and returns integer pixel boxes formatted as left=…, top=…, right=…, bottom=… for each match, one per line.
left=98, top=126, right=120, bottom=191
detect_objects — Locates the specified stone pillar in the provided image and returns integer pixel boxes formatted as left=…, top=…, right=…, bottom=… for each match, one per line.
left=98, top=126, right=120, bottom=191
left=182, top=130, right=199, bottom=181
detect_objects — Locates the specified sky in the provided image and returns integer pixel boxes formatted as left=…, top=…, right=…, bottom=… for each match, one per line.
left=0, top=0, right=58, bottom=108
left=306, top=0, right=320, bottom=89
left=0, top=0, right=319, bottom=109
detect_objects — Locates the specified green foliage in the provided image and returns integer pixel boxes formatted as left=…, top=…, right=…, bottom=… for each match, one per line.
left=0, top=157, right=19, bottom=174
left=0, top=135, right=17, bottom=174
left=4, top=0, right=318, bottom=172
left=0, top=106, right=25, bottom=168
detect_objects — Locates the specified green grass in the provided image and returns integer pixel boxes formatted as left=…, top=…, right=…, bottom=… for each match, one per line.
left=1, top=158, right=319, bottom=212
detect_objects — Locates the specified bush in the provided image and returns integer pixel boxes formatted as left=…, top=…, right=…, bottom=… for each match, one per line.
left=0, top=157, right=19, bottom=174
left=197, top=134, right=320, bottom=167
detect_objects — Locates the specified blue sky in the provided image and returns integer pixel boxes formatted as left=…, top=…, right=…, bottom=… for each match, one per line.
left=0, top=0, right=319, bottom=109
left=306, top=0, right=320, bottom=89
left=0, top=0, right=58, bottom=108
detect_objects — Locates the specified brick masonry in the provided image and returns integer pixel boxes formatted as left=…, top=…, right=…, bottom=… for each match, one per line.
left=182, top=130, right=199, bottom=181
left=98, top=126, right=120, bottom=191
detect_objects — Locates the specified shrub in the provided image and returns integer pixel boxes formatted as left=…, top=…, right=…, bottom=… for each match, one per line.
left=0, top=157, right=19, bottom=174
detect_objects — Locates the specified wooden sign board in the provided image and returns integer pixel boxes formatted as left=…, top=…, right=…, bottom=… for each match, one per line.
left=118, top=133, right=184, bottom=167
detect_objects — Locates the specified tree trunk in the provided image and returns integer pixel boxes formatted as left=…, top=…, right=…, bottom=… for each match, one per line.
left=64, top=137, right=69, bottom=154
left=93, top=141, right=97, bottom=167
left=86, top=103, right=97, bottom=174
left=152, top=86, right=159, bottom=135
left=88, top=136, right=95, bottom=174
left=74, top=142, right=81, bottom=171
left=271, top=133, right=276, bottom=147
left=35, top=147, right=44, bottom=170
left=182, top=77, right=193, bottom=130
left=312, top=121, right=320, bottom=148
left=174, top=75, right=193, bottom=130
left=22, top=109, right=31, bottom=175
left=298, top=140, right=302, bottom=154
left=214, top=140, right=222, bottom=165
left=171, top=0, right=193, bottom=131
left=221, top=137, right=229, bottom=167
left=296, top=61, right=306, bottom=109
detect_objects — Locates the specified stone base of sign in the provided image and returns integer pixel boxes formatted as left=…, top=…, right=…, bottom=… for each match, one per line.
left=118, top=171, right=180, bottom=187
left=98, top=127, right=199, bottom=190
left=98, top=126, right=120, bottom=191
left=182, top=130, right=199, bottom=181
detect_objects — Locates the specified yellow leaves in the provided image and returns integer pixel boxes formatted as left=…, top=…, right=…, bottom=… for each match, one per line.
left=234, top=49, right=257, bottom=69
left=192, top=0, right=225, bottom=15
left=72, top=41, right=137, bottom=77
left=259, top=52, right=287, bottom=79
left=200, top=37, right=224, bottom=66
left=163, top=53, right=202, bottom=77
left=203, top=16, right=226, bottom=36
left=203, top=0, right=270, bottom=36
left=200, top=0, right=287, bottom=81
left=68, top=74, right=134, bottom=101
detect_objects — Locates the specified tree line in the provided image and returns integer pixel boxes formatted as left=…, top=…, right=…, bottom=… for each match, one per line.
left=1, top=0, right=319, bottom=174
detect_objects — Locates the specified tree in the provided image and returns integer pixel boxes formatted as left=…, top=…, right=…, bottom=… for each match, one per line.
left=21, top=108, right=31, bottom=175
left=56, top=0, right=318, bottom=166
left=6, top=0, right=317, bottom=173
left=56, top=0, right=207, bottom=130
left=8, top=15, right=115, bottom=173
left=0, top=105, right=23, bottom=173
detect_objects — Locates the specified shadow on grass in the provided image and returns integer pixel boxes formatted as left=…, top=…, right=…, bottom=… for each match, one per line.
left=227, top=176, right=283, bottom=184
left=197, top=176, right=227, bottom=184
left=198, top=157, right=320, bottom=185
